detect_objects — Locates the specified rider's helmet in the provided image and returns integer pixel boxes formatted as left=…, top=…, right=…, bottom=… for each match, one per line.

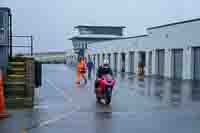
left=103, top=59, right=109, bottom=67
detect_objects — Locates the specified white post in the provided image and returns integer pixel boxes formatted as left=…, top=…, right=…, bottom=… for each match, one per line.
left=125, top=51, right=129, bottom=73
left=85, top=49, right=88, bottom=60
left=134, top=51, right=139, bottom=75
left=164, top=49, right=172, bottom=78
left=86, top=53, right=89, bottom=63
left=100, top=53, right=103, bottom=66
left=152, top=49, right=156, bottom=75
left=95, top=54, right=99, bottom=68
left=145, top=51, right=150, bottom=76
left=91, top=54, right=94, bottom=66
left=183, top=48, right=192, bottom=80
left=110, top=52, right=114, bottom=70
left=117, top=52, right=121, bottom=72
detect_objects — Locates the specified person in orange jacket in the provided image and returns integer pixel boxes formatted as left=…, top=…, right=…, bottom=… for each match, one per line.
left=76, top=57, right=87, bottom=84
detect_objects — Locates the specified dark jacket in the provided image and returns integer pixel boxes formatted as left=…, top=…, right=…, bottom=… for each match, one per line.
left=96, top=65, right=113, bottom=78
left=87, top=61, right=93, bottom=71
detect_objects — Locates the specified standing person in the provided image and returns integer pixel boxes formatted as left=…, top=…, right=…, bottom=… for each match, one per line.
left=76, top=57, right=87, bottom=84
left=87, top=58, right=94, bottom=80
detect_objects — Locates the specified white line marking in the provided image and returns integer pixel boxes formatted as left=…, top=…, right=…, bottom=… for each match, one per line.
left=34, top=105, right=49, bottom=109
left=24, top=79, right=82, bottom=132
left=23, top=106, right=81, bottom=132
left=45, top=79, right=71, bottom=102
left=44, top=79, right=80, bottom=107
left=38, top=106, right=80, bottom=128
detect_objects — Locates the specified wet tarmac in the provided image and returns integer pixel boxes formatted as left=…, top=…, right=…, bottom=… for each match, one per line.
left=1, top=64, right=200, bottom=133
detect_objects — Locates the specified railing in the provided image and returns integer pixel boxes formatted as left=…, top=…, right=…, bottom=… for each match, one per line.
left=11, top=35, right=33, bottom=56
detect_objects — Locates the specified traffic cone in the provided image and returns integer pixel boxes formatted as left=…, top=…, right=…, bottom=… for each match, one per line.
left=0, top=69, right=9, bottom=120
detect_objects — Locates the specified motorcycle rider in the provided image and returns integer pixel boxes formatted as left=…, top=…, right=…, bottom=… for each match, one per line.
left=95, top=59, right=113, bottom=93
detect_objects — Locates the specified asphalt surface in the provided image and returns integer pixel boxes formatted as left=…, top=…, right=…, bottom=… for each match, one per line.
left=1, top=64, right=200, bottom=133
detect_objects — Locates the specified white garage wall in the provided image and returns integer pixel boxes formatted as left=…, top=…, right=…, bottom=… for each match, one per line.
left=147, top=20, right=200, bottom=49
left=87, top=35, right=149, bottom=52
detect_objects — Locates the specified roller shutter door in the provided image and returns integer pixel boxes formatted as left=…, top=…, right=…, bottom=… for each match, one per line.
left=93, top=55, right=96, bottom=68
left=121, top=53, right=125, bottom=72
left=172, top=49, right=183, bottom=79
left=102, top=54, right=105, bottom=62
left=149, top=52, right=152, bottom=74
left=97, top=54, right=100, bottom=67
left=156, top=50, right=165, bottom=76
left=108, top=54, right=111, bottom=65
left=129, top=52, right=134, bottom=73
left=114, top=53, right=118, bottom=72
left=194, top=47, right=200, bottom=80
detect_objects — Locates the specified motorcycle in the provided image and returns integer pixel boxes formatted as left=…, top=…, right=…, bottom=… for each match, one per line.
left=95, top=74, right=115, bottom=104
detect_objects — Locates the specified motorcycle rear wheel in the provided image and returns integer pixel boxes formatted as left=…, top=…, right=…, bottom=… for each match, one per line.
left=96, top=96, right=101, bottom=103
left=105, top=96, right=111, bottom=104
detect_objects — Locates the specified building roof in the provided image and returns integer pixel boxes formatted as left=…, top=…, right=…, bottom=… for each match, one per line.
left=121, top=34, right=148, bottom=39
left=74, top=25, right=126, bottom=29
left=148, top=18, right=200, bottom=30
left=0, top=7, right=11, bottom=13
left=69, top=34, right=123, bottom=40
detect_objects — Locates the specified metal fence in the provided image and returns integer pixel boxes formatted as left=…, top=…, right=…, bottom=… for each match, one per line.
left=11, top=35, right=33, bottom=56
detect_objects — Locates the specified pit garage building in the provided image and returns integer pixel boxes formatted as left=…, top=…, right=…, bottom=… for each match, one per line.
left=67, top=18, right=200, bottom=80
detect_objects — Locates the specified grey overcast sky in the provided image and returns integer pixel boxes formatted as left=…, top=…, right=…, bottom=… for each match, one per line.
left=1, top=0, right=200, bottom=52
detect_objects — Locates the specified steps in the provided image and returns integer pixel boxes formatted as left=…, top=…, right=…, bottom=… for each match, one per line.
left=4, top=57, right=35, bottom=108
left=9, top=62, right=25, bottom=66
